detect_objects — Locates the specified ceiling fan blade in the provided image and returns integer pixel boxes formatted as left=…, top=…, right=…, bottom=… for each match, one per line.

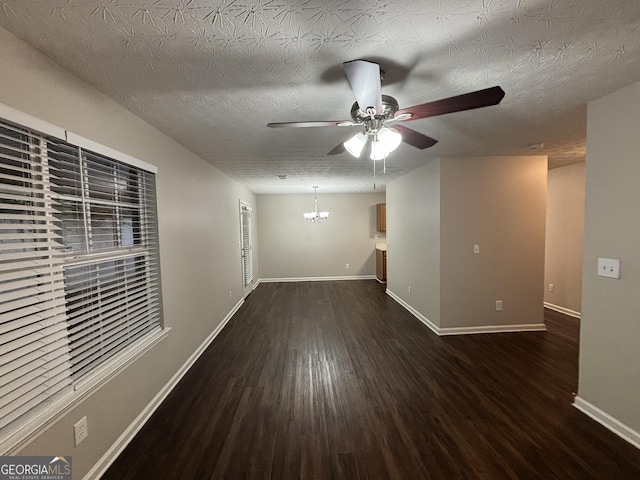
left=327, top=143, right=346, bottom=155
left=394, top=125, right=438, bottom=149
left=342, top=60, right=383, bottom=113
left=396, top=86, right=505, bottom=121
left=268, top=120, right=355, bottom=128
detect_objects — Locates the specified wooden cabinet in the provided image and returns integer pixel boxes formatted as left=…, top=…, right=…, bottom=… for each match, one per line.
left=376, top=248, right=387, bottom=282
left=376, top=203, right=386, bottom=232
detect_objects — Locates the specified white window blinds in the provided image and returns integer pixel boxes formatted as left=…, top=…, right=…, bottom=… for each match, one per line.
left=0, top=115, right=163, bottom=449
left=240, top=203, right=253, bottom=286
left=0, top=120, right=73, bottom=437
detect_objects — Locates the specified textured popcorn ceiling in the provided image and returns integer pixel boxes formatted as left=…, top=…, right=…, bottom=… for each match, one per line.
left=0, top=1, right=639, bottom=193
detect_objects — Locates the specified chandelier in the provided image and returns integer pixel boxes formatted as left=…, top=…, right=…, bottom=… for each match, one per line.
left=303, top=186, right=330, bottom=222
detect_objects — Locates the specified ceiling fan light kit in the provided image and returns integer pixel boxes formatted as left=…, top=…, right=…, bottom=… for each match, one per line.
left=369, top=127, right=402, bottom=160
left=343, top=108, right=403, bottom=160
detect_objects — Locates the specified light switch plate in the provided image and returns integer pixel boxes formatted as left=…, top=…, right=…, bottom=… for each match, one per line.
left=597, top=258, right=620, bottom=279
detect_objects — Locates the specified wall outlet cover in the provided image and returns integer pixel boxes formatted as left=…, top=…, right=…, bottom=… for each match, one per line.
left=74, top=416, right=88, bottom=446
left=597, top=258, right=620, bottom=279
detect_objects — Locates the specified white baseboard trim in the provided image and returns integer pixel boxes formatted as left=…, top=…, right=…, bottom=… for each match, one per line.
left=438, top=323, right=547, bottom=336
left=385, top=289, right=440, bottom=335
left=574, top=396, right=640, bottom=450
left=84, top=298, right=245, bottom=480
left=260, top=275, right=377, bottom=283
left=386, top=289, right=547, bottom=336
left=544, top=302, right=582, bottom=318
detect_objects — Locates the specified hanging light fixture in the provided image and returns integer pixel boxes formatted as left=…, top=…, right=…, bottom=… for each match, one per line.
left=303, top=186, right=330, bottom=222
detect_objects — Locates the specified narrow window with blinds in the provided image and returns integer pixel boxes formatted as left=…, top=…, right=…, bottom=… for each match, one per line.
left=0, top=115, right=163, bottom=451
left=240, top=203, right=253, bottom=287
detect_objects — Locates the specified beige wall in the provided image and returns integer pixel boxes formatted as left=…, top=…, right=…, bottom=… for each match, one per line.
left=544, top=163, right=585, bottom=314
left=257, top=192, right=385, bottom=279
left=440, top=156, right=547, bottom=330
left=578, top=80, right=640, bottom=436
left=387, top=155, right=547, bottom=333
left=386, top=159, right=441, bottom=326
left=0, top=28, right=257, bottom=477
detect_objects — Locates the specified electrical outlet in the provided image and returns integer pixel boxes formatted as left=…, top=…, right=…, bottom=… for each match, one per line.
left=548, top=283, right=555, bottom=292
left=473, top=244, right=480, bottom=254
left=345, top=263, right=350, bottom=269
left=408, top=286, right=412, bottom=295
left=597, top=258, right=620, bottom=279
left=74, top=416, right=88, bottom=446
left=495, top=300, right=503, bottom=311
left=228, top=290, right=232, bottom=299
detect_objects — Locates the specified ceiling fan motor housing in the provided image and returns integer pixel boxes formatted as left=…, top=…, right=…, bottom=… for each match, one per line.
left=350, top=94, right=399, bottom=126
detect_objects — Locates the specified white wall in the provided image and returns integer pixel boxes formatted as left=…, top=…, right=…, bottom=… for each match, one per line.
left=257, top=192, right=385, bottom=279
left=387, top=155, right=547, bottom=333
left=544, top=163, right=585, bottom=315
left=577, top=80, right=640, bottom=441
left=0, top=27, right=257, bottom=477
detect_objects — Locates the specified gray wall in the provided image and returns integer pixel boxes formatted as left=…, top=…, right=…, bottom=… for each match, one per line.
left=257, top=192, right=386, bottom=279
left=0, top=28, right=257, bottom=477
left=544, top=163, right=585, bottom=314
left=386, top=159, right=441, bottom=326
left=387, top=155, right=547, bottom=332
left=578, top=80, right=640, bottom=435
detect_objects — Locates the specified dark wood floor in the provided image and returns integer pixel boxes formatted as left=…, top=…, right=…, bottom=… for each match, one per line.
left=103, top=281, right=640, bottom=479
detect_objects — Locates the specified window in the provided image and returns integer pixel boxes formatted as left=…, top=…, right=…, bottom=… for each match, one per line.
left=0, top=113, right=163, bottom=452
left=240, top=202, right=253, bottom=287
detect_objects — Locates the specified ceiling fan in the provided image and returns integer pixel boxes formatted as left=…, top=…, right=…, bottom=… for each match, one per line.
left=267, top=60, right=505, bottom=160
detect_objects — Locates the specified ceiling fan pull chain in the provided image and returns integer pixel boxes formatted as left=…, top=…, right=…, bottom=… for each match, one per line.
left=373, top=159, right=376, bottom=190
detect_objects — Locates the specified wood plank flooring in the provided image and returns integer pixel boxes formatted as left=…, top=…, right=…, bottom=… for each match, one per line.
left=102, top=280, right=640, bottom=479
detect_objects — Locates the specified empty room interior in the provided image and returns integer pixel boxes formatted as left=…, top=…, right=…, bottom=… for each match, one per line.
left=1, top=1, right=640, bottom=479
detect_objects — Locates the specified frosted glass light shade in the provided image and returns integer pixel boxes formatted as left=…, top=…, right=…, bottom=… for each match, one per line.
left=370, top=127, right=402, bottom=160
left=344, top=132, right=367, bottom=157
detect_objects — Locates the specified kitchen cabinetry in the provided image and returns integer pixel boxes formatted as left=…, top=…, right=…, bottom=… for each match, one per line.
left=376, top=247, right=387, bottom=282
left=376, top=203, right=386, bottom=232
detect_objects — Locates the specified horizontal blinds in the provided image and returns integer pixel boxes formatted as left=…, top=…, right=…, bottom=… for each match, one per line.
left=241, top=205, right=253, bottom=286
left=0, top=120, right=74, bottom=434
left=63, top=253, right=161, bottom=382
left=50, top=145, right=162, bottom=384
left=0, top=113, right=163, bottom=448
